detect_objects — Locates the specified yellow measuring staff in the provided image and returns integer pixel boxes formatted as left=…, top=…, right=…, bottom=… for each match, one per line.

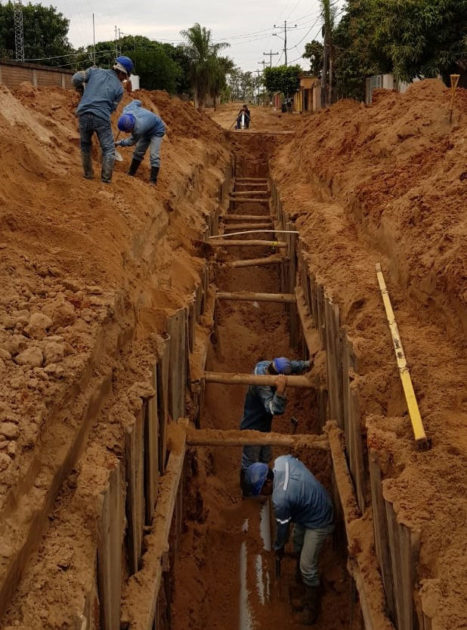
left=375, top=263, right=430, bottom=450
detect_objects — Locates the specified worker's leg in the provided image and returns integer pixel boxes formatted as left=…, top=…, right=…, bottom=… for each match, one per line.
left=78, top=114, right=94, bottom=179
left=127, top=137, right=149, bottom=177
left=94, top=118, right=116, bottom=183
left=148, top=135, right=163, bottom=184
left=240, top=445, right=262, bottom=496
left=259, top=445, right=272, bottom=465
left=299, top=525, right=334, bottom=586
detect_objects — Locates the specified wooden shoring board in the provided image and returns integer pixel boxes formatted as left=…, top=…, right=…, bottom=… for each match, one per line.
left=144, top=367, right=159, bottom=525
left=121, top=423, right=187, bottom=630
left=222, top=214, right=272, bottom=222
left=230, top=190, right=270, bottom=196
left=208, top=239, right=287, bottom=248
left=97, top=462, right=124, bottom=630
left=229, top=197, right=270, bottom=204
left=157, top=336, right=170, bottom=473
left=324, top=298, right=344, bottom=427
left=369, top=450, right=396, bottom=622
left=223, top=254, right=286, bottom=269
left=125, top=404, right=145, bottom=575
left=384, top=499, right=420, bottom=630
left=326, top=421, right=394, bottom=630
left=295, top=287, right=322, bottom=358
left=203, top=371, right=313, bottom=388
left=235, top=177, right=269, bottom=181
left=186, top=427, right=328, bottom=450
left=216, top=291, right=296, bottom=303
left=167, top=309, right=187, bottom=424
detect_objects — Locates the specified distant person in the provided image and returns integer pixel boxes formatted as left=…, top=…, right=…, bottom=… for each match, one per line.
left=245, top=455, right=334, bottom=624
left=235, top=104, right=251, bottom=129
left=116, top=100, right=166, bottom=185
left=72, top=55, right=134, bottom=183
left=239, top=357, right=310, bottom=494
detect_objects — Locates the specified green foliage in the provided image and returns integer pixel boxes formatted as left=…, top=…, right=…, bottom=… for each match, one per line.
left=0, top=1, right=73, bottom=65
left=263, top=65, right=301, bottom=96
left=180, top=23, right=231, bottom=107
left=303, top=40, right=324, bottom=77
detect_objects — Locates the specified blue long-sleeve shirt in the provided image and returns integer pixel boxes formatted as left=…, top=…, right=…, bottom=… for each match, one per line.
left=272, top=455, right=334, bottom=550
left=117, top=100, right=166, bottom=147
left=239, top=360, right=309, bottom=432
left=72, top=67, right=123, bottom=122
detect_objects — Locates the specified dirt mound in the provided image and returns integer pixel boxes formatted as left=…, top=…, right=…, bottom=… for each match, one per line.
left=274, top=79, right=466, bottom=337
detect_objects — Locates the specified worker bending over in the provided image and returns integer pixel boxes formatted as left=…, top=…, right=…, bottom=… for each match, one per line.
left=236, top=104, right=251, bottom=129
left=239, top=356, right=310, bottom=495
left=116, top=100, right=166, bottom=185
left=72, top=56, right=134, bottom=183
left=245, top=455, right=334, bottom=625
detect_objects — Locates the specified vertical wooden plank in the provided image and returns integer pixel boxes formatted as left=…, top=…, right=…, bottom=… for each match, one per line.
left=157, top=336, right=170, bottom=473
left=145, top=364, right=159, bottom=524
left=385, top=500, right=404, bottom=630
left=125, top=406, right=145, bottom=575
left=369, top=451, right=396, bottom=622
left=97, top=463, right=124, bottom=630
left=167, top=311, right=182, bottom=422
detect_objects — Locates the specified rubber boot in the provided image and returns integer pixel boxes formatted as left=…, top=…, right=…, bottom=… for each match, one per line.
left=101, top=156, right=114, bottom=183
left=150, top=166, right=160, bottom=185
left=295, top=585, right=321, bottom=625
left=81, top=152, right=94, bottom=179
left=128, top=158, right=141, bottom=176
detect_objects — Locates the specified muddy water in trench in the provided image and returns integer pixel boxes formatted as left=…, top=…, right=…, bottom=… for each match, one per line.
left=172, top=162, right=359, bottom=629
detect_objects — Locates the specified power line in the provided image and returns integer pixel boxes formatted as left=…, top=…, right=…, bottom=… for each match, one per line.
left=263, top=49, right=279, bottom=67
left=273, top=20, right=298, bottom=66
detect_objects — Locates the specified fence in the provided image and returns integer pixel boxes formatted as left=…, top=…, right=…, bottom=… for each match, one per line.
left=0, top=60, right=73, bottom=89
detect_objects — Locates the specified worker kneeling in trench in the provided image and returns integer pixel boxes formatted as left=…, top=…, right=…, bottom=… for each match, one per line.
left=239, top=356, right=310, bottom=496
left=245, top=456, right=335, bottom=625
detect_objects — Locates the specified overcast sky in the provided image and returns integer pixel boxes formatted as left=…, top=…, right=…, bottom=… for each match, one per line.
left=38, top=0, right=345, bottom=72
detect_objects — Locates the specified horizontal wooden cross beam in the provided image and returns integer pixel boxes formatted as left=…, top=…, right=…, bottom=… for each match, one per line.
left=222, top=254, right=285, bottom=268
left=203, top=371, right=313, bottom=388
left=229, top=198, right=269, bottom=204
left=223, top=223, right=273, bottom=231
left=209, top=239, right=287, bottom=248
left=221, top=214, right=272, bottom=222
left=231, top=191, right=269, bottom=196
left=186, top=427, right=329, bottom=450
left=216, top=291, right=296, bottom=303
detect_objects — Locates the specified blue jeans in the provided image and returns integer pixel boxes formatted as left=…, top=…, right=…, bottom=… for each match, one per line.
left=133, top=134, right=163, bottom=167
left=241, top=444, right=272, bottom=471
left=78, top=113, right=115, bottom=159
left=293, top=523, right=334, bottom=586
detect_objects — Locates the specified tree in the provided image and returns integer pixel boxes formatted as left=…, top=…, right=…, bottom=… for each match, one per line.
left=303, top=40, right=324, bottom=77
left=180, top=23, right=230, bottom=107
left=263, top=65, right=301, bottom=97
left=0, top=1, right=73, bottom=65
left=208, top=55, right=235, bottom=107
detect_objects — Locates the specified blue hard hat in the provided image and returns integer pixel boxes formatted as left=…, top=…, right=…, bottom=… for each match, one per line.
left=244, top=463, right=269, bottom=496
left=114, top=55, right=134, bottom=75
left=272, top=357, right=292, bottom=374
left=118, top=113, right=136, bottom=132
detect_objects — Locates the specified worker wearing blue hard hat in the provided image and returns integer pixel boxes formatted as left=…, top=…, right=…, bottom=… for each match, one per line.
left=239, top=356, right=311, bottom=494
left=116, top=100, right=166, bottom=185
left=244, top=455, right=334, bottom=625
left=72, top=55, right=134, bottom=183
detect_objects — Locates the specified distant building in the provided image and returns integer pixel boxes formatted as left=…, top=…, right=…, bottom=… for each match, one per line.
left=293, top=75, right=321, bottom=113
left=365, top=74, right=416, bottom=104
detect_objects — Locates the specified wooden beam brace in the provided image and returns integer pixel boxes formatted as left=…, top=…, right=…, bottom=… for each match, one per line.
left=222, top=254, right=286, bottom=268
left=235, top=177, right=268, bottom=181
left=209, top=239, right=287, bottom=248
left=229, top=198, right=269, bottom=204
left=223, top=223, right=273, bottom=231
left=203, top=371, right=313, bottom=388
left=231, top=191, right=269, bottom=197
left=186, top=427, right=329, bottom=450
left=222, top=215, right=272, bottom=222
left=216, top=291, right=296, bottom=303
left=121, top=422, right=187, bottom=630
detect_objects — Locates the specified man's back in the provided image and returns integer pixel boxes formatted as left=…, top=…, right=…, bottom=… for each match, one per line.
left=75, top=68, right=123, bottom=121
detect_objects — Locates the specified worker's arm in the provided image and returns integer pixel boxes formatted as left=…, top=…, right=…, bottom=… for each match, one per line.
left=117, top=134, right=137, bottom=147
left=255, top=382, right=287, bottom=415
left=290, top=359, right=311, bottom=374
left=111, top=84, right=124, bottom=113
left=71, top=69, right=91, bottom=92
left=273, top=500, right=291, bottom=550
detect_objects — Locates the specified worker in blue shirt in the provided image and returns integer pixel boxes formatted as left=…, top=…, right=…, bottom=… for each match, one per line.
left=239, top=357, right=310, bottom=493
left=245, top=455, right=334, bottom=625
left=116, top=100, right=166, bottom=185
left=72, top=56, right=134, bottom=183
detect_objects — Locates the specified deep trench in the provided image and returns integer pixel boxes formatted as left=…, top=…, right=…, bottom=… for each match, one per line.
left=170, top=141, right=363, bottom=630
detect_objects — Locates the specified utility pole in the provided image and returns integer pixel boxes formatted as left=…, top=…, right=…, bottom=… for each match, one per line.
left=114, top=25, right=119, bottom=57
left=263, top=50, right=279, bottom=68
left=13, top=0, right=24, bottom=62
left=273, top=21, right=297, bottom=66
left=92, top=13, right=96, bottom=66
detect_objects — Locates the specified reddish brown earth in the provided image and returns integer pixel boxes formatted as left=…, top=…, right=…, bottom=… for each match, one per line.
left=0, top=79, right=465, bottom=629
